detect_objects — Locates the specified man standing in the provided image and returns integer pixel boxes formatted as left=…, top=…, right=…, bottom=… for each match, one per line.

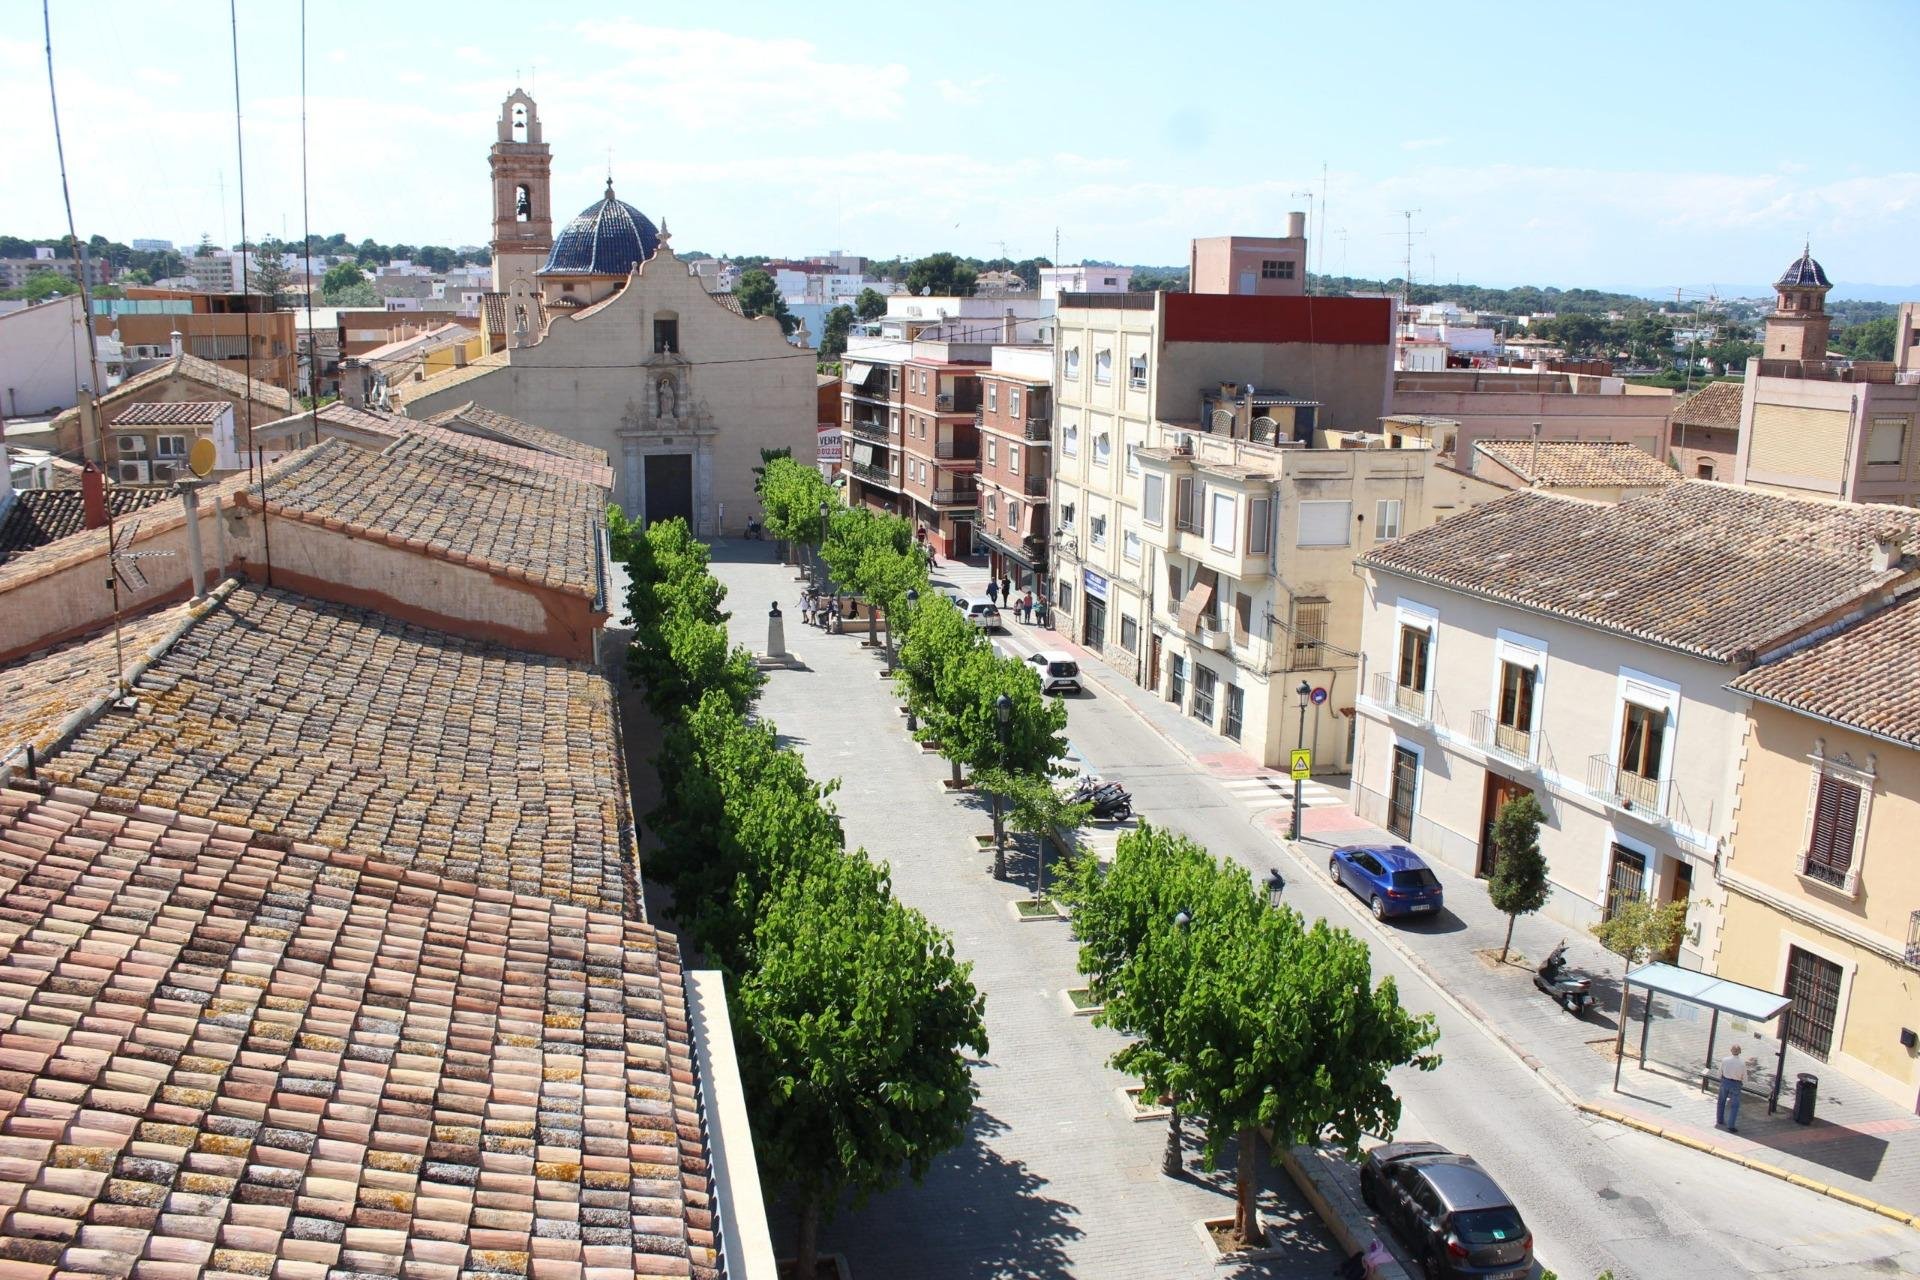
left=1716, top=1043, right=1746, bottom=1133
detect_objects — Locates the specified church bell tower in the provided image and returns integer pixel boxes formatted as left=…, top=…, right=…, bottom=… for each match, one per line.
left=490, top=90, right=553, bottom=293
left=1764, top=244, right=1833, bottom=364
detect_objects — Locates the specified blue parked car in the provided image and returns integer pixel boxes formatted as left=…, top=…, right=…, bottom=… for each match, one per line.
left=1329, top=844, right=1444, bottom=920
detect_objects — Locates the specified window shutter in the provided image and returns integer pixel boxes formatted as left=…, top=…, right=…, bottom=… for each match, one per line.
left=1806, top=773, right=1860, bottom=884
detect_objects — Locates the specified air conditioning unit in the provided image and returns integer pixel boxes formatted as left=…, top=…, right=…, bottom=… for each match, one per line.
left=116, top=460, right=150, bottom=484
left=1174, top=433, right=1195, bottom=455
left=151, top=462, right=178, bottom=483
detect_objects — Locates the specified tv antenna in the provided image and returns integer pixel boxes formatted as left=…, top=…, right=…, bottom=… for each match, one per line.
left=1397, top=209, right=1422, bottom=289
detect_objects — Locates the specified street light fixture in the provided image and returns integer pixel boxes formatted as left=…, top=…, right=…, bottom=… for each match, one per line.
left=992, top=692, right=1012, bottom=880
left=1163, top=907, right=1192, bottom=1176
left=1266, top=868, right=1285, bottom=909
left=1290, top=679, right=1312, bottom=841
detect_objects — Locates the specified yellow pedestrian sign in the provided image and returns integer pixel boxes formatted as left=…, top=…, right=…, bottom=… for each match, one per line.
left=1289, top=749, right=1312, bottom=780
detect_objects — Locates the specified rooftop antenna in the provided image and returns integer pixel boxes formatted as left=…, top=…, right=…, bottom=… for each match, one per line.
left=1397, top=209, right=1422, bottom=290
left=1291, top=189, right=1315, bottom=292
left=104, top=516, right=177, bottom=700
left=1319, top=161, right=1329, bottom=286
left=41, top=0, right=107, bottom=462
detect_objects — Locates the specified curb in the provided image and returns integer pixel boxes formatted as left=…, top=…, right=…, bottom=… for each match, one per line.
left=1574, top=1103, right=1920, bottom=1230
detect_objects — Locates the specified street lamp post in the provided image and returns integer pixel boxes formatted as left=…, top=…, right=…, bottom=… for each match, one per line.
left=1289, top=679, right=1311, bottom=841
left=992, top=692, right=1012, bottom=880
left=817, top=499, right=830, bottom=588
left=900, top=589, right=920, bottom=730
left=1162, top=908, right=1192, bottom=1176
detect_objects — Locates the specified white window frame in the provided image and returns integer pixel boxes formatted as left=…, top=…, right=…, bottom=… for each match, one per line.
left=1247, top=497, right=1270, bottom=555
left=1125, top=442, right=1140, bottom=476
left=1009, top=445, right=1020, bottom=474
left=1610, top=667, right=1681, bottom=811
left=1128, top=354, right=1147, bottom=389
left=1008, top=499, right=1020, bottom=528
left=1093, top=431, right=1111, bottom=467
left=1122, top=528, right=1141, bottom=562
left=986, top=438, right=998, bottom=466
left=1487, top=630, right=1547, bottom=761
left=1010, top=387, right=1021, bottom=417
left=1142, top=473, right=1165, bottom=528
left=1209, top=491, right=1236, bottom=552
left=1064, top=347, right=1081, bottom=381
left=1093, top=349, right=1113, bottom=385
left=1866, top=417, right=1907, bottom=466
left=1089, top=512, right=1108, bottom=548
left=1062, top=423, right=1079, bottom=457
left=156, top=434, right=188, bottom=459
left=987, top=384, right=998, bottom=412
left=1797, top=744, right=1874, bottom=897
left=986, top=493, right=998, bottom=520
left=1393, top=600, right=1439, bottom=697
left=1376, top=498, right=1403, bottom=540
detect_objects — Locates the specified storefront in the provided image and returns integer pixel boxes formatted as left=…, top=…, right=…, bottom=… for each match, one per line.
left=1082, top=568, right=1109, bottom=649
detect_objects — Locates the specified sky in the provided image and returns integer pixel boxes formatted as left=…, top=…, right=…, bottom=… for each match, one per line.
left=4, top=0, right=1917, bottom=295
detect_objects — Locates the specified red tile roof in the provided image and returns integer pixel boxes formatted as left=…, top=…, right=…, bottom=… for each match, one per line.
left=1669, top=380, right=1744, bottom=431
left=1359, top=484, right=1920, bottom=660
left=1473, top=439, right=1679, bottom=488
left=0, top=778, right=717, bottom=1280
left=0, top=487, right=173, bottom=567
left=1733, top=591, right=1920, bottom=747
left=423, top=404, right=609, bottom=466
left=109, top=402, right=230, bottom=427
left=0, top=602, right=195, bottom=758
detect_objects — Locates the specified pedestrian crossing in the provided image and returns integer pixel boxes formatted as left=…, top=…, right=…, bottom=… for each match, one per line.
left=1216, top=774, right=1347, bottom=811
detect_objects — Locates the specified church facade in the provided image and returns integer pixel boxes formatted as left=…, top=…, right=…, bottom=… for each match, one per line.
left=403, top=90, right=817, bottom=532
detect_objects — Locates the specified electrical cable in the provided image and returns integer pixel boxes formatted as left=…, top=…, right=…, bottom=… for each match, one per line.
left=227, top=0, right=271, bottom=587
left=300, top=0, right=320, bottom=442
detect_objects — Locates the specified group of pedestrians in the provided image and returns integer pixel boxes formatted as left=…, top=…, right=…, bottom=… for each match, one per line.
left=984, top=576, right=1038, bottom=624
left=800, top=588, right=841, bottom=632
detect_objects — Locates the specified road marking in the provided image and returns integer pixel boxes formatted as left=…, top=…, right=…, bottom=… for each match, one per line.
left=1216, top=775, right=1346, bottom=810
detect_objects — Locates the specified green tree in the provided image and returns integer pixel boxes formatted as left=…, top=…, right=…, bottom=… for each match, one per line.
left=821, top=505, right=924, bottom=651
left=920, top=638, right=1066, bottom=788
left=751, top=446, right=792, bottom=496
left=818, top=303, right=855, bottom=361
left=0, top=272, right=75, bottom=302
left=324, top=281, right=379, bottom=308
left=894, top=595, right=983, bottom=746
left=194, top=234, right=216, bottom=258
left=321, top=261, right=366, bottom=297
left=971, top=766, right=1091, bottom=892
left=1590, top=896, right=1688, bottom=975
left=758, top=455, right=836, bottom=548
left=249, top=250, right=289, bottom=307
left=1486, top=794, right=1551, bottom=962
left=739, top=844, right=987, bottom=1280
left=855, top=287, right=888, bottom=320
left=734, top=268, right=799, bottom=336
left=1071, top=828, right=1439, bottom=1249
left=905, top=252, right=977, bottom=298
left=609, top=511, right=763, bottom=723
left=1835, top=315, right=1896, bottom=362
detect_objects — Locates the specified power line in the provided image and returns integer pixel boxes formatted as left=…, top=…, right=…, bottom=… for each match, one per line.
left=41, top=0, right=106, bottom=462
left=228, top=0, right=272, bottom=587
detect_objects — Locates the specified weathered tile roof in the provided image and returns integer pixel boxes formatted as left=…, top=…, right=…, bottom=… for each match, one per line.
left=0, top=778, right=717, bottom=1280
left=425, top=403, right=609, bottom=466
left=244, top=436, right=605, bottom=598
left=109, top=402, right=230, bottom=427
left=0, top=487, right=173, bottom=566
left=250, top=403, right=403, bottom=447
left=48, top=354, right=297, bottom=439
left=40, top=585, right=630, bottom=911
left=1733, top=592, right=1920, bottom=747
left=394, top=350, right=510, bottom=405
left=403, top=421, right=615, bottom=490
left=0, top=603, right=194, bottom=758
left=1669, top=380, right=1744, bottom=431
left=1358, top=484, right=1920, bottom=660
left=1473, top=440, right=1679, bottom=489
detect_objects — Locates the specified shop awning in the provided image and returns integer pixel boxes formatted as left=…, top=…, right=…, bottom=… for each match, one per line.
left=1175, top=570, right=1217, bottom=634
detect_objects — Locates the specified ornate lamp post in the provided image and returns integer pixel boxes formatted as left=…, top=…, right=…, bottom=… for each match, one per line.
left=1289, top=679, right=1311, bottom=840
left=991, top=692, right=1012, bottom=880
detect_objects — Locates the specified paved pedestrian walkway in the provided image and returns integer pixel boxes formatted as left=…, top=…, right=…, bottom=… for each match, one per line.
left=707, top=544, right=1339, bottom=1278
left=982, top=576, right=1920, bottom=1225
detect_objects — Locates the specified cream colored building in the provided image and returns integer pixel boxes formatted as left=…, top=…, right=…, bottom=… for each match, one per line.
left=1722, top=595, right=1920, bottom=1110
left=400, top=90, right=816, bottom=529
left=1734, top=251, right=1920, bottom=507
left=1351, top=484, right=1920, bottom=969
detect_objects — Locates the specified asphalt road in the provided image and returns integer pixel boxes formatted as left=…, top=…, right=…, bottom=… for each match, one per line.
left=986, top=623, right=1919, bottom=1280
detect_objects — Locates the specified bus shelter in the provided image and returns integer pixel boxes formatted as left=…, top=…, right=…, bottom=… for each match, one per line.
left=1612, top=962, right=1793, bottom=1112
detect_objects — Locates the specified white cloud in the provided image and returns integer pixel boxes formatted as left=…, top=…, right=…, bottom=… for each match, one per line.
left=935, top=75, right=1000, bottom=107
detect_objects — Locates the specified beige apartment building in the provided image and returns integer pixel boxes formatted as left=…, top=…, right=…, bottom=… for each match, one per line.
left=1721, top=594, right=1920, bottom=1111
left=1351, top=483, right=1920, bottom=971
left=1733, top=251, right=1920, bottom=506
left=1390, top=368, right=1674, bottom=462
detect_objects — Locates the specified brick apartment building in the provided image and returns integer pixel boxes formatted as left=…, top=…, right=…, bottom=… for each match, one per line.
left=974, top=345, right=1053, bottom=594
left=899, top=352, right=984, bottom=559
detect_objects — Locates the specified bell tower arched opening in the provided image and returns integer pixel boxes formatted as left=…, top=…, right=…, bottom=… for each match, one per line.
left=490, top=88, right=552, bottom=292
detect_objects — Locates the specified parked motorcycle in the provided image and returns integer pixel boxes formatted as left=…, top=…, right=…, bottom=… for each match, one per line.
left=1070, top=778, right=1132, bottom=821
left=1534, top=941, right=1593, bottom=1017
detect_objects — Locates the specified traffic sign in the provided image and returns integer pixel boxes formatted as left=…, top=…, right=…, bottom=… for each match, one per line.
left=1310, top=686, right=1328, bottom=705
left=1289, top=749, right=1312, bottom=780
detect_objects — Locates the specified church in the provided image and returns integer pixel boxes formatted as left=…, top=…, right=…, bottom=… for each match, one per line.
left=400, top=89, right=817, bottom=531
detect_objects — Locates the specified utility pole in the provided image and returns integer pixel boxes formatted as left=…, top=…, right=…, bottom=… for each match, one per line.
left=1398, top=209, right=1421, bottom=291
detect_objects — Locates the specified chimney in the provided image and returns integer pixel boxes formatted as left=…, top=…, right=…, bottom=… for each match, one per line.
left=169, top=329, right=183, bottom=359
left=1286, top=211, right=1306, bottom=239
left=1529, top=421, right=1542, bottom=485
left=1871, top=529, right=1903, bottom=573
left=453, top=344, right=468, bottom=368
left=81, top=463, right=108, bottom=529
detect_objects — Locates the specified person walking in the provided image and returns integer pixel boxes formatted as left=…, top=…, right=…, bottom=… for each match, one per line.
left=1000, top=576, right=1012, bottom=605
left=1019, top=590, right=1033, bottom=624
left=1715, top=1043, right=1746, bottom=1133
left=986, top=579, right=1000, bottom=607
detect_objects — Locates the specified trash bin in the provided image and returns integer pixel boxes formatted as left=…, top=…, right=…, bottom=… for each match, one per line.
left=1793, top=1072, right=1818, bottom=1125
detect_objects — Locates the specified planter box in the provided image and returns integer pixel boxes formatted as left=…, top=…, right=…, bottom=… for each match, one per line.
left=1119, top=1086, right=1171, bottom=1122
left=1193, top=1216, right=1287, bottom=1266
left=1060, top=988, right=1102, bottom=1017
left=1009, top=898, right=1064, bottom=923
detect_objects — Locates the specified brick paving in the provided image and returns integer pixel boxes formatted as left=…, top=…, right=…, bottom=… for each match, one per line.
left=705, top=545, right=1339, bottom=1279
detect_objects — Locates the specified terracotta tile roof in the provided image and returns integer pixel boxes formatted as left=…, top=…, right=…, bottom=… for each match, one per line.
left=48, top=354, right=297, bottom=438
left=1670, top=380, right=1745, bottom=431
left=40, top=585, right=630, bottom=911
left=0, top=604, right=194, bottom=757
left=248, top=406, right=612, bottom=488
left=402, top=421, right=615, bottom=490
left=1473, top=440, right=1679, bottom=488
left=1732, top=592, right=1920, bottom=746
left=243, top=436, right=605, bottom=598
left=1358, top=484, right=1920, bottom=660
left=250, top=403, right=405, bottom=446
left=393, top=350, right=511, bottom=406
left=424, top=403, right=609, bottom=466
left=0, top=487, right=173, bottom=566
left=0, top=778, right=716, bottom=1279
left=109, top=401, right=230, bottom=427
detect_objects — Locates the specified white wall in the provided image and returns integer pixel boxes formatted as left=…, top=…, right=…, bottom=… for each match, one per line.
left=0, top=295, right=90, bottom=417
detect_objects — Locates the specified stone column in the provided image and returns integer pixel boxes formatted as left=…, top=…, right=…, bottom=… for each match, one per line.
left=694, top=440, right=715, bottom=538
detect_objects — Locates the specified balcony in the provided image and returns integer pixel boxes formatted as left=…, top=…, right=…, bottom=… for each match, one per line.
left=932, top=484, right=977, bottom=506
left=1196, top=618, right=1230, bottom=651
left=850, top=459, right=896, bottom=488
left=1371, top=672, right=1431, bottom=725
left=1906, top=911, right=1920, bottom=968
left=934, top=439, right=978, bottom=462
left=1471, top=710, right=1536, bottom=767
left=844, top=418, right=890, bottom=443
left=1025, top=414, right=1051, bottom=441
left=1019, top=473, right=1046, bottom=497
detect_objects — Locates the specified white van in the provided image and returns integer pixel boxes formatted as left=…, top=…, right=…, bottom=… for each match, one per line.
left=1027, top=649, right=1081, bottom=696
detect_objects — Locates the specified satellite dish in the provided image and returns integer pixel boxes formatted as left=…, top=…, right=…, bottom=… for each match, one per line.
left=188, top=437, right=217, bottom=477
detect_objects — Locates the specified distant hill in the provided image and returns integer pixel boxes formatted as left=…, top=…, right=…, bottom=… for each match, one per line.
left=1618, top=282, right=1918, bottom=304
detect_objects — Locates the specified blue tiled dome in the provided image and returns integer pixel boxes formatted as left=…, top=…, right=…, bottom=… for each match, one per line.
left=1776, top=247, right=1831, bottom=289
left=541, top=181, right=658, bottom=276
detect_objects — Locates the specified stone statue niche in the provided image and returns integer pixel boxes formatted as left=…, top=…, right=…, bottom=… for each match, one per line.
left=655, top=375, right=677, bottom=420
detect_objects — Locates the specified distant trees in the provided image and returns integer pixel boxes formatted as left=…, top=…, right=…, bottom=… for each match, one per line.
left=1833, top=315, right=1896, bottom=362
left=249, top=251, right=290, bottom=307
left=734, top=268, right=799, bottom=335
left=855, top=287, right=888, bottom=320
left=0, top=272, right=77, bottom=303
left=321, top=261, right=366, bottom=297
left=906, top=252, right=977, bottom=297
left=818, top=304, right=855, bottom=361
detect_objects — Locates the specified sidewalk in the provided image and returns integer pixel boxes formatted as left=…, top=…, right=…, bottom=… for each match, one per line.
left=1005, top=596, right=1920, bottom=1226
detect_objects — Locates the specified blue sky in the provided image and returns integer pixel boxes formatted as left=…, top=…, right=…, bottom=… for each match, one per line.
left=6, top=0, right=1917, bottom=292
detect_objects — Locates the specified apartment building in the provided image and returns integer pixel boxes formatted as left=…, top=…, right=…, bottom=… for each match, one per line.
left=841, top=342, right=908, bottom=519
left=1722, top=594, right=1920, bottom=1109
left=0, top=250, right=113, bottom=291
left=1351, top=483, right=1920, bottom=968
left=900, top=351, right=984, bottom=558
left=106, top=400, right=238, bottom=483
left=1391, top=368, right=1674, bottom=461
left=95, top=288, right=298, bottom=392
left=1038, top=264, right=1134, bottom=302
left=1188, top=213, right=1309, bottom=296
left=1050, top=286, right=1397, bottom=733
left=974, top=345, right=1053, bottom=593
left=1733, top=251, right=1920, bottom=506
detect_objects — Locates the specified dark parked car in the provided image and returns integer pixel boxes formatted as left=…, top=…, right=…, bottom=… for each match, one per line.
left=1360, top=1142, right=1532, bottom=1280
left=1329, top=843, right=1444, bottom=919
